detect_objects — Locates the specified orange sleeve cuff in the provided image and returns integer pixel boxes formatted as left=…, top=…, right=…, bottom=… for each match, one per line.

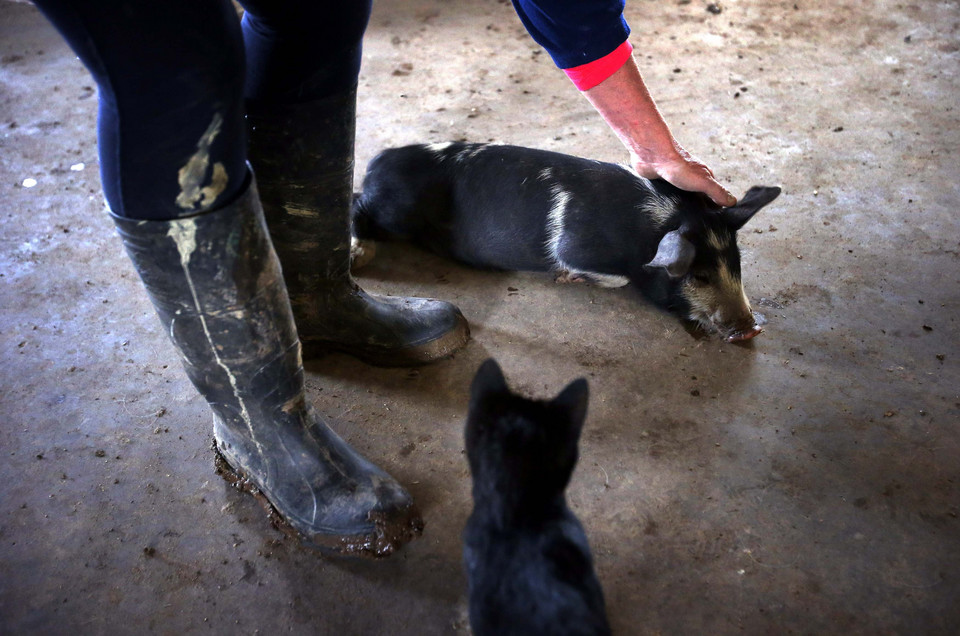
left=563, top=40, right=633, bottom=91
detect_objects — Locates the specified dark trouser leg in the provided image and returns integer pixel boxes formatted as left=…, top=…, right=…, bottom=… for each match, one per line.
left=33, top=0, right=423, bottom=555
left=112, top=177, right=422, bottom=555
left=239, top=1, right=471, bottom=367
left=32, top=0, right=248, bottom=220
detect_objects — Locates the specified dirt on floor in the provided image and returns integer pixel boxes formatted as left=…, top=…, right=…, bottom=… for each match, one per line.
left=2, top=0, right=959, bottom=634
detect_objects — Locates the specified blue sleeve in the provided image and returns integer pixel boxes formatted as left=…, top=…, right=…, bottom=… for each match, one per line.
left=511, top=0, right=631, bottom=69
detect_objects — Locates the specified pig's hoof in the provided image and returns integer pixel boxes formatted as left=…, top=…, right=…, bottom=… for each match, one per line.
left=350, top=237, right=377, bottom=270
left=554, top=268, right=629, bottom=288
left=554, top=270, right=586, bottom=284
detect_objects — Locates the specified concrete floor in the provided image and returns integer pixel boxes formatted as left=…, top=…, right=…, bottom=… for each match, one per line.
left=2, top=0, right=958, bottom=633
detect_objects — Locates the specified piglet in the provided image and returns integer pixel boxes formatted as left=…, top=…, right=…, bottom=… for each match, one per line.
left=352, top=142, right=781, bottom=342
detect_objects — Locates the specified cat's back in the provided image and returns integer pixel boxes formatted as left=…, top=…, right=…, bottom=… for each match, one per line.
left=465, top=514, right=611, bottom=636
left=464, top=359, right=607, bottom=635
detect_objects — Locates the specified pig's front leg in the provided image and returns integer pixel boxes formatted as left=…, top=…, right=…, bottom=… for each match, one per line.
left=554, top=269, right=588, bottom=284
left=350, top=237, right=377, bottom=270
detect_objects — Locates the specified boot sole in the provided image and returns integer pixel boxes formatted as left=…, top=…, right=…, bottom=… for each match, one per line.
left=211, top=441, right=424, bottom=558
left=300, top=313, right=470, bottom=367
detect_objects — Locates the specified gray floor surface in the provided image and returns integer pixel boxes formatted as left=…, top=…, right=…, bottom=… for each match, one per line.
left=2, top=0, right=958, bottom=633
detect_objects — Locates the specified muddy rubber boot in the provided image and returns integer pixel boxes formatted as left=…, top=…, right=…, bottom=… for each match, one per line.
left=246, top=86, right=469, bottom=366
left=111, top=172, right=422, bottom=557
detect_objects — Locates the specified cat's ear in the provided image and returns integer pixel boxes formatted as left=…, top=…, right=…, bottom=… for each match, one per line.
left=470, top=358, right=509, bottom=404
left=551, top=377, right=589, bottom=439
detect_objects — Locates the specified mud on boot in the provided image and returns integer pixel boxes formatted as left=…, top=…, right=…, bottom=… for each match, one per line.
left=112, top=172, right=423, bottom=557
left=246, top=87, right=469, bottom=367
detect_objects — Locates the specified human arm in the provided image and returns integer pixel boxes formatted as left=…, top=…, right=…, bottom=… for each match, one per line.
left=511, top=0, right=736, bottom=206
left=581, top=55, right=736, bottom=206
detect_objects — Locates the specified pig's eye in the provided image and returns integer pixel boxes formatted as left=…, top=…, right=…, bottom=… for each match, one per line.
left=692, top=273, right=712, bottom=285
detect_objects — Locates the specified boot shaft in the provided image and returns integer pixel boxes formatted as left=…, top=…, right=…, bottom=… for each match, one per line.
left=244, top=88, right=470, bottom=366
left=246, top=87, right=358, bottom=285
left=111, top=173, right=303, bottom=408
left=246, top=87, right=356, bottom=205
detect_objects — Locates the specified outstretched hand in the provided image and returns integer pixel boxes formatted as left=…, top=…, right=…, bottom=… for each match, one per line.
left=583, top=55, right=737, bottom=208
left=631, top=144, right=736, bottom=208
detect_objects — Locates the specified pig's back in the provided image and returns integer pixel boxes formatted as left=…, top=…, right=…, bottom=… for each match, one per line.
left=439, top=144, right=653, bottom=272
left=356, top=142, right=666, bottom=273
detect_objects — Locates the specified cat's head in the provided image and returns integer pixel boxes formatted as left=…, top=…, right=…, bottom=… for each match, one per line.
left=466, top=359, right=589, bottom=501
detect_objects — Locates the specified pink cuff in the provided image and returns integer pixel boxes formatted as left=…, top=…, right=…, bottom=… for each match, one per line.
left=563, top=40, right=633, bottom=91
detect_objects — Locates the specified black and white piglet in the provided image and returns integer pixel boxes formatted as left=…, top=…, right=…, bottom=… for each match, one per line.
left=464, top=359, right=610, bottom=636
left=352, top=142, right=781, bottom=341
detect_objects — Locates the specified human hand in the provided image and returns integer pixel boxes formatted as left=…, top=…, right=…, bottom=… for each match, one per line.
left=631, top=144, right=737, bottom=208
left=583, top=55, right=737, bottom=208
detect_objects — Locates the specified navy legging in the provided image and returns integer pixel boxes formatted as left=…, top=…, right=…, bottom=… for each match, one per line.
left=33, top=0, right=372, bottom=220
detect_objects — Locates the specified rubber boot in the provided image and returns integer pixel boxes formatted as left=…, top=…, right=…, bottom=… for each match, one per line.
left=111, top=172, right=422, bottom=557
left=246, top=86, right=469, bottom=366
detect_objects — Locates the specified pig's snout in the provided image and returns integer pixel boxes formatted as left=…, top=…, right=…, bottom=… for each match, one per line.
left=725, top=311, right=767, bottom=342
left=679, top=263, right=763, bottom=342
left=726, top=324, right=763, bottom=342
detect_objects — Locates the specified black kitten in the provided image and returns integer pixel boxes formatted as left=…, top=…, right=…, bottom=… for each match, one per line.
left=463, top=359, right=610, bottom=636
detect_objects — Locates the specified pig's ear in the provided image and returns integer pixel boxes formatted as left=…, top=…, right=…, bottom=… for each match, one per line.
left=723, top=185, right=782, bottom=231
left=645, top=229, right=696, bottom=278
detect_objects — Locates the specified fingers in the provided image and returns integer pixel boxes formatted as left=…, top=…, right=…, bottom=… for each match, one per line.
left=682, top=156, right=737, bottom=206
left=700, top=176, right=738, bottom=208
left=634, top=156, right=737, bottom=207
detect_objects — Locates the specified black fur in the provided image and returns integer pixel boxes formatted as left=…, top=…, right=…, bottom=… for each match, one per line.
left=464, top=359, right=610, bottom=636
left=353, top=142, right=781, bottom=336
